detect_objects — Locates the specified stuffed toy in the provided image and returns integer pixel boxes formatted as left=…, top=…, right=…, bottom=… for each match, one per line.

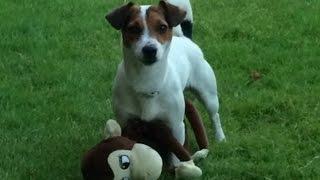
left=81, top=100, right=209, bottom=180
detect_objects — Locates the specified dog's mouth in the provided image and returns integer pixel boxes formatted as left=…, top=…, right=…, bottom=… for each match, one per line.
left=141, top=57, right=157, bottom=66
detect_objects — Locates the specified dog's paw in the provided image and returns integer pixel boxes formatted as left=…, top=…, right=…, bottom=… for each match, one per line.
left=215, top=130, right=226, bottom=142
left=175, top=160, right=202, bottom=179
left=192, top=149, right=209, bottom=161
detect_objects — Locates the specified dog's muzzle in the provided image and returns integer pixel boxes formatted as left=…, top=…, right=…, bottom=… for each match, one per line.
left=142, top=45, right=157, bottom=65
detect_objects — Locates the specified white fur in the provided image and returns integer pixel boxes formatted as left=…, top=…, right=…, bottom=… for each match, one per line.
left=114, top=36, right=225, bottom=139
left=122, top=5, right=171, bottom=94
left=173, top=25, right=184, bottom=37
left=130, top=6, right=167, bottom=62
left=112, top=1, right=226, bottom=165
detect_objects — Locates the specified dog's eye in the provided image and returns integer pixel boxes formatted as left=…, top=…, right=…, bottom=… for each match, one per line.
left=127, top=26, right=142, bottom=34
left=159, top=25, right=167, bottom=34
left=119, top=155, right=130, bottom=169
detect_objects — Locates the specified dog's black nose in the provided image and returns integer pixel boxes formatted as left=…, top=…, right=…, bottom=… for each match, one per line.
left=142, top=46, right=157, bottom=60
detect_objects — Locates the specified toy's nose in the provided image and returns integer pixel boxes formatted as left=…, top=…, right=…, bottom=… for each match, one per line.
left=142, top=45, right=157, bottom=60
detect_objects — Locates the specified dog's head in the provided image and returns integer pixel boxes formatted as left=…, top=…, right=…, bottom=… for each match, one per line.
left=106, top=1, right=186, bottom=66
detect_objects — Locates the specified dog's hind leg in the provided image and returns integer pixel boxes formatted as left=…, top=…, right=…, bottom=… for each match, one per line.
left=200, top=93, right=225, bottom=142
left=212, top=112, right=226, bottom=142
left=189, top=61, right=226, bottom=142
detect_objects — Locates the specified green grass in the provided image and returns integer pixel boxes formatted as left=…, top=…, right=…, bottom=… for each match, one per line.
left=1, top=0, right=320, bottom=179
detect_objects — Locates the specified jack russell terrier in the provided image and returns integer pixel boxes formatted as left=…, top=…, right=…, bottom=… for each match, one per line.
left=106, top=0, right=226, bottom=164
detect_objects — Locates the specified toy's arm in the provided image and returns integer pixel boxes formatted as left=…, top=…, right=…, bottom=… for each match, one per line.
left=122, top=99, right=209, bottom=162
left=185, top=99, right=209, bottom=161
left=147, top=100, right=208, bottom=161
left=185, top=99, right=208, bottom=150
left=138, top=121, right=203, bottom=179
left=147, top=122, right=191, bottom=161
left=122, top=117, right=203, bottom=178
left=122, top=119, right=192, bottom=162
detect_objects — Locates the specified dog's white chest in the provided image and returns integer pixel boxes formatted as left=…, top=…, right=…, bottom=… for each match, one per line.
left=139, top=96, right=162, bottom=121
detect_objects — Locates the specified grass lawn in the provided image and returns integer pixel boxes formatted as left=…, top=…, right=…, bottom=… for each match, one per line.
left=1, top=0, right=320, bottom=179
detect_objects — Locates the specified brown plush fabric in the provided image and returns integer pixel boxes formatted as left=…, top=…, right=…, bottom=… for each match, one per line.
left=185, top=100, right=209, bottom=149
left=81, top=137, right=135, bottom=180
left=122, top=119, right=191, bottom=168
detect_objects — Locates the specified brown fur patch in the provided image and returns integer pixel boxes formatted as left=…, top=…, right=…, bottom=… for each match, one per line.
left=146, top=6, right=172, bottom=44
left=121, top=5, right=143, bottom=47
left=121, top=4, right=175, bottom=47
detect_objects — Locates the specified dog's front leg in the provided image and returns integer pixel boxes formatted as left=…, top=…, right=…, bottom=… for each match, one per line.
left=165, top=92, right=187, bottom=166
left=170, top=122, right=186, bottom=166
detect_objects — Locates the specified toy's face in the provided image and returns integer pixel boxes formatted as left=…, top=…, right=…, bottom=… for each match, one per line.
left=81, top=120, right=163, bottom=180
left=81, top=137, right=134, bottom=180
left=82, top=139, right=163, bottom=180
left=107, top=143, right=163, bottom=180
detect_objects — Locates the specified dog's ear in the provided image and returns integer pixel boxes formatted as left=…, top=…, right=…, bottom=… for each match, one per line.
left=159, top=0, right=186, bottom=27
left=105, top=2, right=134, bottom=30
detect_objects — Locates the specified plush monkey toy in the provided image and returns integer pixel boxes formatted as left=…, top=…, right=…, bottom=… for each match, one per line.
left=81, top=119, right=163, bottom=180
left=81, top=100, right=209, bottom=179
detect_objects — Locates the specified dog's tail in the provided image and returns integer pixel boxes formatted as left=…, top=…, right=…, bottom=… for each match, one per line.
left=168, top=0, right=193, bottom=39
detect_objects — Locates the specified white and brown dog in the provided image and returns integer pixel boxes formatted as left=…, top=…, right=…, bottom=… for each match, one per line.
left=106, top=0, right=225, bottom=165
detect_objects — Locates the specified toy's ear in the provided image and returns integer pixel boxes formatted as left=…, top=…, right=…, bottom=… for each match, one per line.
left=104, top=119, right=122, bottom=139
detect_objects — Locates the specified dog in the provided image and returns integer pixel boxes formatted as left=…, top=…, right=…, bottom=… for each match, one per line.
left=106, top=0, right=226, bottom=165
